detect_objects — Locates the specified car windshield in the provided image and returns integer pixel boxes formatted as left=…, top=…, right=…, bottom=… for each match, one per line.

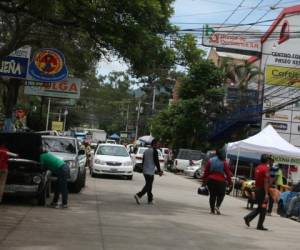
left=96, top=145, right=129, bottom=157
left=177, top=149, right=205, bottom=160
left=43, top=138, right=76, bottom=154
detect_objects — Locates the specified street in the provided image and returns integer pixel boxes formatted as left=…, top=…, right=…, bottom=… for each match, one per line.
left=0, top=171, right=300, bottom=250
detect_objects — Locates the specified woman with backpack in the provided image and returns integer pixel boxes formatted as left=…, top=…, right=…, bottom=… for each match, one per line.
left=202, top=148, right=233, bottom=215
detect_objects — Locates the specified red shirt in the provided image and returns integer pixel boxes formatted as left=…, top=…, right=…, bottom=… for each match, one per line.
left=203, top=159, right=233, bottom=184
left=0, top=146, right=9, bottom=171
left=255, top=163, right=269, bottom=189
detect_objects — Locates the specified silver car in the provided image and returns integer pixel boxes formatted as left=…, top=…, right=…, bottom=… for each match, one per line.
left=42, top=136, right=86, bottom=193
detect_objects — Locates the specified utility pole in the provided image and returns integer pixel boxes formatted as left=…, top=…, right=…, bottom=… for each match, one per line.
left=135, top=100, right=142, bottom=140
left=125, top=102, right=129, bottom=133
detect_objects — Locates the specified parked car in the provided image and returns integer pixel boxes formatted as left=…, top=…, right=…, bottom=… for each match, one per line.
left=184, top=160, right=203, bottom=178
left=0, top=133, right=51, bottom=205
left=172, top=149, right=205, bottom=172
left=92, top=144, right=133, bottom=179
left=42, top=135, right=86, bottom=193
left=133, top=147, right=165, bottom=172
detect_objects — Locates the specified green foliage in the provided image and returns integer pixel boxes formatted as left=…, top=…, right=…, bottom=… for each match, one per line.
left=174, top=34, right=205, bottom=67
left=151, top=60, right=225, bottom=150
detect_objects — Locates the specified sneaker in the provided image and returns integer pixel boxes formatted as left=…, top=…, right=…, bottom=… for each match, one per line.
left=61, top=204, right=68, bottom=209
left=215, top=207, right=221, bottom=215
left=134, top=194, right=140, bottom=205
left=148, top=200, right=154, bottom=205
left=48, top=202, right=59, bottom=208
left=267, top=212, right=272, bottom=216
left=244, top=217, right=250, bottom=227
left=257, top=226, right=268, bottom=231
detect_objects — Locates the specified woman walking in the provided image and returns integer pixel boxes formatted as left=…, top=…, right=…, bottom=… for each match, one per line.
left=202, top=149, right=233, bottom=214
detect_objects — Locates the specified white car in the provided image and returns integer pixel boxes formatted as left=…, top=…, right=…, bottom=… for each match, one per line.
left=92, top=144, right=133, bottom=180
left=133, top=147, right=165, bottom=172
left=42, top=136, right=87, bottom=193
left=184, top=160, right=203, bottom=178
left=173, top=149, right=205, bottom=172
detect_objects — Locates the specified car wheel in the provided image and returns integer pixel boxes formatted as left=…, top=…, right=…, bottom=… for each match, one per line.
left=69, top=172, right=82, bottom=193
left=194, top=170, right=201, bottom=179
left=81, top=168, right=86, bottom=187
left=127, top=175, right=133, bottom=180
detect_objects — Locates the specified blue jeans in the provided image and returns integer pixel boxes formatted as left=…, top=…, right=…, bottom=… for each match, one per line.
left=53, top=164, right=70, bottom=205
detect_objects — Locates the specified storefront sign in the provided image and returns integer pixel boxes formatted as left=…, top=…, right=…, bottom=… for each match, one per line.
left=24, top=77, right=81, bottom=99
left=273, top=155, right=300, bottom=166
left=28, top=48, right=68, bottom=82
left=0, top=46, right=31, bottom=79
left=202, top=24, right=261, bottom=54
left=266, top=122, right=288, bottom=131
left=52, top=121, right=63, bottom=131
left=265, top=65, right=300, bottom=87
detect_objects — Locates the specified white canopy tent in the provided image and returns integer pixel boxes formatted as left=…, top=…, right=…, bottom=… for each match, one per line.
left=226, top=125, right=300, bottom=189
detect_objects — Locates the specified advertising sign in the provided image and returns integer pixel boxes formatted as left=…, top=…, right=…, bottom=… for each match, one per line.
left=24, top=77, right=81, bottom=99
left=52, top=121, right=63, bottom=131
left=265, top=65, right=300, bottom=87
left=0, top=46, right=31, bottom=79
left=261, top=10, right=300, bottom=147
left=202, top=24, right=261, bottom=54
left=28, top=48, right=68, bottom=82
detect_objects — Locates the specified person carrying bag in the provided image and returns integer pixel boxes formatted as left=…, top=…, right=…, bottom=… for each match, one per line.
left=202, top=148, right=233, bottom=215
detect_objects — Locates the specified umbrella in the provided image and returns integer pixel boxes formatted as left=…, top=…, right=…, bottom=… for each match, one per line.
left=138, top=135, right=154, bottom=144
left=109, top=133, right=120, bottom=140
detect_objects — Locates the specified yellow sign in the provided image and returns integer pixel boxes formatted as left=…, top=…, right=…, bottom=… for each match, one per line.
left=265, top=65, right=300, bottom=87
left=51, top=121, right=63, bottom=131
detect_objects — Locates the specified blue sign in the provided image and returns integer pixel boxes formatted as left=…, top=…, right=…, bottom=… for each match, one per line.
left=0, top=56, right=29, bottom=79
left=28, top=48, right=68, bottom=82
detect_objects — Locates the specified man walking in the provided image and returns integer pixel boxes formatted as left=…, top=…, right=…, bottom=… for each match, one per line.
left=39, top=148, right=70, bottom=208
left=244, top=154, right=270, bottom=230
left=134, top=139, right=163, bottom=205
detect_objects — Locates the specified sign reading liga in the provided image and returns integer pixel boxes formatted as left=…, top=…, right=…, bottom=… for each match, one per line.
left=28, top=48, right=68, bottom=82
left=202, top=24, right=261, bottom=54
left=24, top=77, right=81, bottom=99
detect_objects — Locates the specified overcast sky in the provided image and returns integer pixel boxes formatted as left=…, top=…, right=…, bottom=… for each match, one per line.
left=97, top=0, right=300, bottom=76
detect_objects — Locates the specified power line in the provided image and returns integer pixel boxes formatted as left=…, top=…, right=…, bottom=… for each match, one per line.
left=244, top=0, right=283, bottom=31
left=221, top=0, right=246, bottom=25
left=231, top=0, right=264, bottom=31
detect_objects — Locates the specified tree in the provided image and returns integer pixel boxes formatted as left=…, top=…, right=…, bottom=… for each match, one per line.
left=151, top=60, right=225, bottom=150
left=0, top=0, right=176, bottom=131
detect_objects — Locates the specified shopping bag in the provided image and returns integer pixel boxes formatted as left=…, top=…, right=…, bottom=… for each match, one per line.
left=198, top=186, right=209, bottom=196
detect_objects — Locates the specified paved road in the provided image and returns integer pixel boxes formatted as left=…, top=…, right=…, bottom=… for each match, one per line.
left=0, top=171, right=299, bottom=250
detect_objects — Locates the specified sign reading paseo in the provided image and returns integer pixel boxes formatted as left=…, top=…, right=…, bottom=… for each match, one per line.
left=24, top=77, right=81, bottom=99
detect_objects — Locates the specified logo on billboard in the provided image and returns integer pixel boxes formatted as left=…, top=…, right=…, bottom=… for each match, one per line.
left=28, top=48, right=68, bottom=82
left=202, top=24, right=261, bottom=54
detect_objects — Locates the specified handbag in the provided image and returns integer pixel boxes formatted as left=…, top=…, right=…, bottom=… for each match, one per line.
left=198, top=186, right=209, bottom=196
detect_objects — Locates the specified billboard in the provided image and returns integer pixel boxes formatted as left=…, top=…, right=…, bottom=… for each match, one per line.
left=202, top=24, right=261, bottom=54
left=27, top=48, right=68, bottom=82
left=0, top=46, right=31, bottom=79
left=261, top=9, right=300, bottom=147
left=24, top=77, right=81, bottom=99
left=265, top=65, right=300, bottom=87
